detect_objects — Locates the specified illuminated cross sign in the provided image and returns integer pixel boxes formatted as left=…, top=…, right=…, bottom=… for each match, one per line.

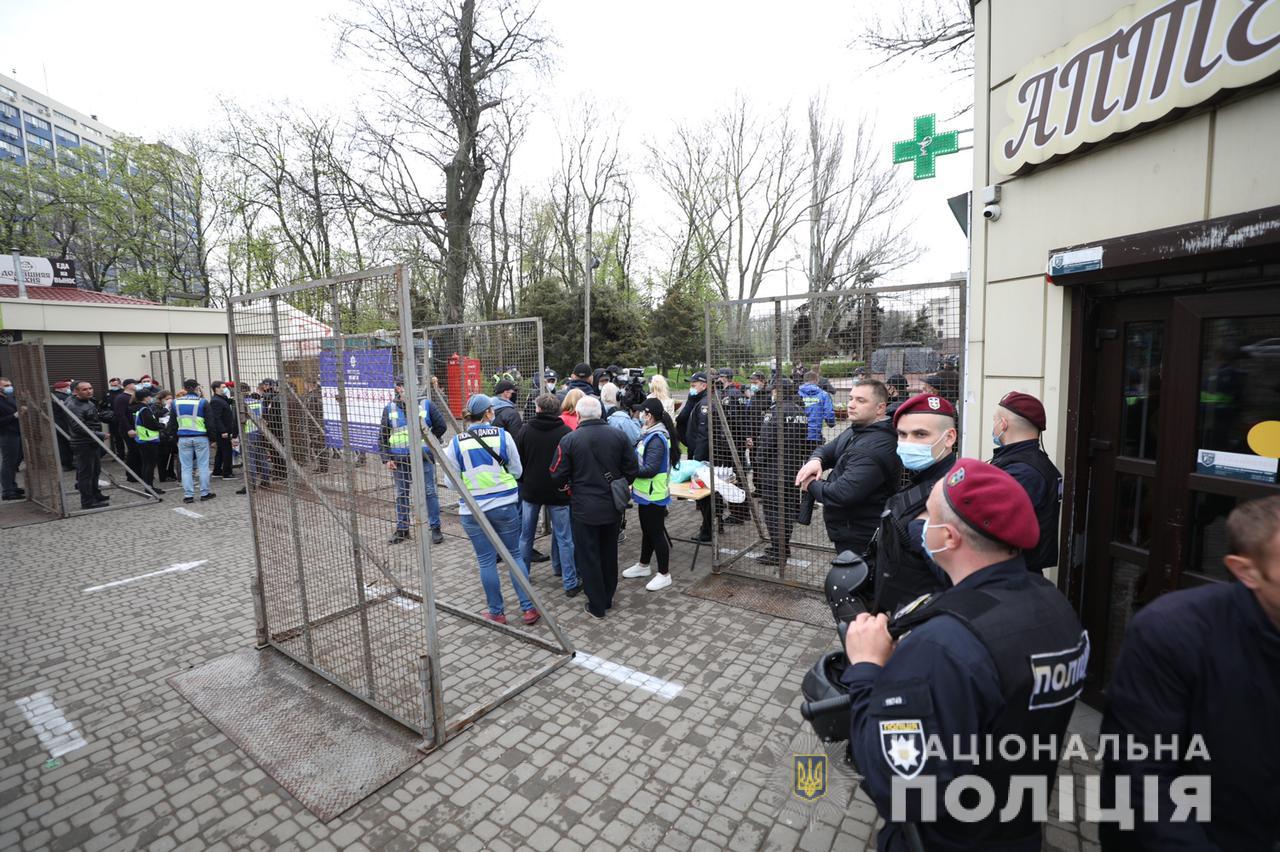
left=893, top=114, right=960, bottom=180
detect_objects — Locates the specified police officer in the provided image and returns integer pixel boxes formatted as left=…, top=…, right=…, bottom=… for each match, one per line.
left=794, top=379, right=901, bottom=556
left=236, top=383, right=267, bottom=495
left=872, top=393, right=959, bottom=615
left=1101, top=495, right=1280, bottom=850
left=989, top=392, right=1062, bottom=572
left=752, top=377, right=807, bottom=564
left=173, top=379, right=214, bottom=504
left=380, top=380, right=448, bottom=546
left=131, top=385, right=164, bottom=494
left=842, top=459, right=1088, bottom=851
left=676, top=371, right=713, bottom=542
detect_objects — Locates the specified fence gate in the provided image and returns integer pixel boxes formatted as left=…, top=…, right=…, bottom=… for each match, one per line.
left=149, top=345, right=227, bottom=394
left=706, top=283, right=965, bottom=590
left=9, top=340, right=162, bottom=519
left=228, top=266, right=572, bottom=750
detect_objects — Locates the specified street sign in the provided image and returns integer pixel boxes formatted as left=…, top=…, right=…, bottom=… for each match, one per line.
left=893, top=114, right=960, bottom=180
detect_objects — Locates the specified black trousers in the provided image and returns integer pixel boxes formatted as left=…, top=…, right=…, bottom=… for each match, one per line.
left=637, top=504, right=670, bottom=575
left=57, top=431, right=74, bottom=470
left=697, top=492, right=723, bottom=534
left=573, top=518, right=620, bottom=617
left=158, top=441, right=177, bottom=480
left=761, top=484, right=801, bottom=557
left=213, top=436, right=234, bottom=477
left=73, top=444, right=102, bottom=507
left=137, top=442, right=159, bottom=489
left=110, top=424, right=128, bottom=461
left=124, top=441, right=142, bottom=482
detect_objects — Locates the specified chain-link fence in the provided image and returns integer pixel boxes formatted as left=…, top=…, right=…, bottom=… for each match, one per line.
left=706, top=284, right=965, bottom=590
left=9, top=339, right=161, bottom=519
left=148, top=345, right=228, bottom=396
left=228, top=267, right=571, bottom=748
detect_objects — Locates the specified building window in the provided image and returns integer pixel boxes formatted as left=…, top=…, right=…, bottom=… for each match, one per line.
left=22, top=95, right=46, bottom=111
left=25, top=114, right=50, bottom=132
left=0, top=139, right=22, bottom=159
left=52, top=109, right=76, bottom=126
left=0, top=84, right=15, bottom=100
left=55, top=127, right=78, bottom=146
left=0, top=102, right=15, bottom=120
left=27, top=134, right=52, bottom=151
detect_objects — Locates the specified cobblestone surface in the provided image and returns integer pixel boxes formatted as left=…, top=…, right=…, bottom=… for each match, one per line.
left=2, top=474, right=1101, bottom=851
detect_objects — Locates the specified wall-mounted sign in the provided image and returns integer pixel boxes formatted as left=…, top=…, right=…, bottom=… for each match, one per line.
left=893, top=114, right=961, bottom=180
left=995, top=0, right=1280, bottom=175
left=0, top=255, right=76, bottom=287
left=1196, top=448, right=1279, bottom=483
left=1048, top=245, right=1104, bottom=277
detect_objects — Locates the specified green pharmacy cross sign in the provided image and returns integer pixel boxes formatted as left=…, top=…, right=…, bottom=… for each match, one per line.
left=893, top=114, right=960, bottom=180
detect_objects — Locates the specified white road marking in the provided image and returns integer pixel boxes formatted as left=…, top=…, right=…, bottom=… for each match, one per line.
left=173, top=507, right=203, bottom=519
left=83, top=560, right=209, bottom=593
left=15, top=692, right=87, bottom=759
left=572, top=652, right=683, bottom=701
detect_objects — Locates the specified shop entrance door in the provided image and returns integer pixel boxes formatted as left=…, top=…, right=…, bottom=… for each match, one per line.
left=1083, top=288, right=1280, bottom=687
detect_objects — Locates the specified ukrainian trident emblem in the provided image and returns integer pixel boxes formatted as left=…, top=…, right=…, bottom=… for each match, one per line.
left=793, top=754, right=827, bottom=801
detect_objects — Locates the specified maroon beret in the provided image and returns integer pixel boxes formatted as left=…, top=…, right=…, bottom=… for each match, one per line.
left=998, top=391, right=1046, bottom=432
left=893, top=393, right=957, bottom=428
left=942, top=458, right=1038, bottom=550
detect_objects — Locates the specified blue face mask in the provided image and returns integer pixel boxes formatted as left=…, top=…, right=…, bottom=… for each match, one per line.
left=897, top=435, right=944, bottom=471
left=2, top=386, right=13, bottom=396
left=912, top=518, right=952, bottom=586
left=992, top=419, right=1007, bottom=448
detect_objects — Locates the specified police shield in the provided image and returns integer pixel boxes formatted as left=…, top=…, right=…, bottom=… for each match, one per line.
left=879, top=719, right=926, bottom=779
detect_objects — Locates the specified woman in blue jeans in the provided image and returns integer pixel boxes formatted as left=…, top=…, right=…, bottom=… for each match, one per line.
left=442, top=394, right=539, bottom=626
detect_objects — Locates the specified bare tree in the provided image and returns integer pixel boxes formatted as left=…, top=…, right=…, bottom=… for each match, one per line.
left=861, top=0, right=975, bottom=70
left=338, top=0, right=550, bottom=323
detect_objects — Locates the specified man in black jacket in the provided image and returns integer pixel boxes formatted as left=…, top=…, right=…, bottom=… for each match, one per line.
left=516, top=394, right=579, bottom=596
left=752, top=378, right=808, bottom=565
left=65, top=380, right=108, bottom=509
left=1101, top=495, right=1280, bottom=851
left=676, top=371, right=714, bottom=541
left=795, top=379, right=901, bottom=556
left=563, top=363, right=598, bottom=398
left=550, top=395, right=638, bottom=618
left=52, top=380, right=75, bottom=471
left=490, top=380, right=523, bottom=436
left=111, top=379, right=139, bottom=480
left=208, top=381, right=239, bottom=480
left=989, top=391, right=1062, bottom=572
left=0, top=376, right=24, bottom=500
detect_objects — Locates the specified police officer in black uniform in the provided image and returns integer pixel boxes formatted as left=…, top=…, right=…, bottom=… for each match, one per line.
left=842, top=459, right=1088, bottom=852
left=989, top=391, right=1062, bottom=572
left=872, top=393, right=959, bottom=615
left=752, top=378, right=807, bottom=564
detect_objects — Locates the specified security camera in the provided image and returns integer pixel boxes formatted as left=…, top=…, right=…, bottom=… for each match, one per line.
left=982, top=203, right=1002, bottom=222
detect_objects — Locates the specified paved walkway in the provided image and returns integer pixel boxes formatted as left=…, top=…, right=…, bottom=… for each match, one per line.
left=1, top=477, right=1101, bottom=851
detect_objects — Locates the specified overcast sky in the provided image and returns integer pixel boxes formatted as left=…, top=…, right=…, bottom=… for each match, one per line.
left=1, top=0, right=973, bottom=292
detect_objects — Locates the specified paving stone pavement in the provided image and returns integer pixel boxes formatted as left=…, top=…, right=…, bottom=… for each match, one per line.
left=2, top=476, right=1103, bottom=851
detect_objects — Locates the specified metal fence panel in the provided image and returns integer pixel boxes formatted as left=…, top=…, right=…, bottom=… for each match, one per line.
left=229, top=268, right=570, bottom=747
left=149, top=345, right=226, bottom=395
left=10, top=341, right=64, bottom=516
left=707, top=284, right=965, bottom=590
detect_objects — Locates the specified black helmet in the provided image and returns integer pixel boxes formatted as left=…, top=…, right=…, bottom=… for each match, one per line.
left=825, top=550, right=870, bottom=627
left=543, top=367, right=557, bottom=381
left=801, top=652, right=853, bottom=743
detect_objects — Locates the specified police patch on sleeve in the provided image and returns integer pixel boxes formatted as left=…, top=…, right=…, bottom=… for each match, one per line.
left=879, top=720, right=926, bottom=778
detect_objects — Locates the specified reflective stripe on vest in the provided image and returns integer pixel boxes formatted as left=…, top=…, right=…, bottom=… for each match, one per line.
left=243, top=398, right=261, bottom=433
left=632, top=431, right=671, bottom=505
left=452, top=428, right=517, bottom=498
left=174, top=396, right=206, bottom=434
left=133, top=408, right=159, bottom=443
left=386, top=403, right=411, bottom=453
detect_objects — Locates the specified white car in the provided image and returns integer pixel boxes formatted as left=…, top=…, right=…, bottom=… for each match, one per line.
left=1241, top=337, right=1280, bottom=359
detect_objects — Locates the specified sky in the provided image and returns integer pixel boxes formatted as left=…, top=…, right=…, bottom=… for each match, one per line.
left=0, top=0, right=973, bottom=293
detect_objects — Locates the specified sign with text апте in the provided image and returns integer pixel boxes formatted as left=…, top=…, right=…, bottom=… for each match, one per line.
left=995, top=0, right=1280, bottom=175
left=319, top=348, right=395, bottom=453
left=0, top=255, right=76, bottom=286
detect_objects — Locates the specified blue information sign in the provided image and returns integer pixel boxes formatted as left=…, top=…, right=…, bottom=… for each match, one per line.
left=318, top=349, right=397, bottom=453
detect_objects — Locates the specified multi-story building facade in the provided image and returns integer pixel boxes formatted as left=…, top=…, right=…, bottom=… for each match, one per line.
left=0, top=72, right=202, bottom=295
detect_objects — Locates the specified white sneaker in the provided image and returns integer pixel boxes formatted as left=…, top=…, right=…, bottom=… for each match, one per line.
left=646, top=572, right=672, bottom=591
left=622, top=562, right=652, bottom=579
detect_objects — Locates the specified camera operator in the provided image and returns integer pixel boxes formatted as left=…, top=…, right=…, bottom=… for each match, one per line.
left=794, top=379, right=900, bottom=556
left=842, top=459, right=1086, bottom=852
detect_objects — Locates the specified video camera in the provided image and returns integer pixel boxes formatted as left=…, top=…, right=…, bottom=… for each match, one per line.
left=616, top=368, right=646, bottom=410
